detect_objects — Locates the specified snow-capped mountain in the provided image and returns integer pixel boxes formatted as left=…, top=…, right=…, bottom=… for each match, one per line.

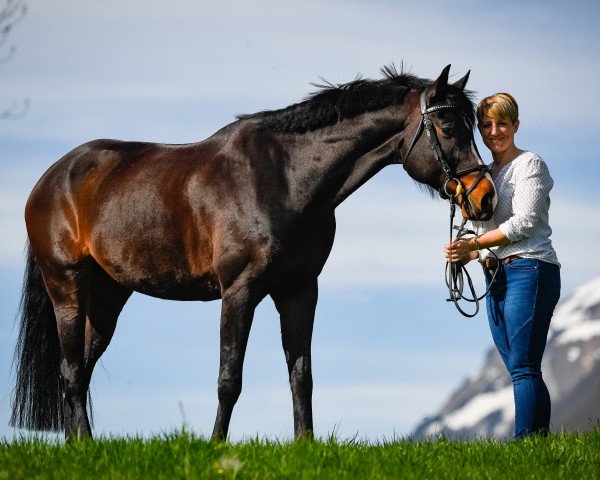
left=412, top=276, right=600, bottom=439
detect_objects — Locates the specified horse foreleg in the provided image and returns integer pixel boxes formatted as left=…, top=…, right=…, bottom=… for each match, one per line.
left=272, top=279, right=318, bottom=439
left=211, top=286, right=256, bottom=441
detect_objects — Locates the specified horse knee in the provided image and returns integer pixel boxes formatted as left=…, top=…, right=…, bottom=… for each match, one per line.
left=217, top=373, right=242, bottom=406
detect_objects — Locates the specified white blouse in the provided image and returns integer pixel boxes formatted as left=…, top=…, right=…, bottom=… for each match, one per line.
left=473, top=151, right=560, bottom=266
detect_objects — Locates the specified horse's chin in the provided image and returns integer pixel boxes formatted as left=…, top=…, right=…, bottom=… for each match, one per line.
left=462, top=208, right=494, bottom=222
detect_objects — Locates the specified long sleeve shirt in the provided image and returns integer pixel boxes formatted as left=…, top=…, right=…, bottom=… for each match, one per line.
left=473, top=151, right=560, bottom=266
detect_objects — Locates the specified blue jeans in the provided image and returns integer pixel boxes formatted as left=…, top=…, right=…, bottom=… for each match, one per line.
left=484, top=258, right=560, bottom=439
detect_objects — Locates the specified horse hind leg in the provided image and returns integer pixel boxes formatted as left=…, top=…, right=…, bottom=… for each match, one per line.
left=47, top=260, right=131, bottom=440
left=39, top=260, right=95, bottom=440
left=83, top=263, right=132, bottom=406
left=84, top=263, right=132, bottom=379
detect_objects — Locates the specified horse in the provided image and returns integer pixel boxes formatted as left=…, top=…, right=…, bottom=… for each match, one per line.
left=11, top=64, right=496, bottom=441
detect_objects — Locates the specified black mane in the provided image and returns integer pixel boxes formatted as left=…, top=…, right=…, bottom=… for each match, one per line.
left=238, top=64, right=475, bottom=134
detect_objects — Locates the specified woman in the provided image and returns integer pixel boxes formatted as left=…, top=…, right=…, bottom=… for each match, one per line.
left=445, top=92, right=560, bottom=439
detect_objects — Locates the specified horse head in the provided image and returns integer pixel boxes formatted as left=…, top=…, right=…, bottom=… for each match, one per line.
left=401, top=65, right=496, bottom=221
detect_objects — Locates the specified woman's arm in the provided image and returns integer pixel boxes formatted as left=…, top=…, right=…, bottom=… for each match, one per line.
left=444, top=228, right=510, bottom=264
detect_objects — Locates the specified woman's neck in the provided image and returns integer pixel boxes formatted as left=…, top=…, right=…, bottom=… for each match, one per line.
left=492, top=145, right=523, bottom=168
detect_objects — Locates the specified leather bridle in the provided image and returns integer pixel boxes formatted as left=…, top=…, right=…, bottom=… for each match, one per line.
left=403, top=90, right=489, bottom=217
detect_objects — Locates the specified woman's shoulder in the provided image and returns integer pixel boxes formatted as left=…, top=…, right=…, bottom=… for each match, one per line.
left=512, top=151, right=553, bottom=183
left=515, top=150, right=543, bottom=163
left=512, top=151, right=549, bottom=172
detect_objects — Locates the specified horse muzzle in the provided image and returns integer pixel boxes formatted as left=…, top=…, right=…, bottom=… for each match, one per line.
left=444, top=173, right=497, bottom=221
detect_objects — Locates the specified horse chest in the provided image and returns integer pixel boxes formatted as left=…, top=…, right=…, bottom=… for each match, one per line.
left=271, top=218, right=336, bottom=284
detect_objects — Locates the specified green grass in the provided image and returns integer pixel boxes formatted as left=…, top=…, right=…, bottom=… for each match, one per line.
left=1, top=428, right=599, bottom=479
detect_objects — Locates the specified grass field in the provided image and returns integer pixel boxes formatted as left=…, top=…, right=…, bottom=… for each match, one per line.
left=1, top=428, right=599, bottom=479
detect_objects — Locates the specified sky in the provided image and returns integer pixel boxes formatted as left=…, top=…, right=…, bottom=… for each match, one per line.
left=1, top=0, right=600, bottom=441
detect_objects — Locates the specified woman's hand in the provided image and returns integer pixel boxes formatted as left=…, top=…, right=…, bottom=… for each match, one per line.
left=444, top=238, right=476, bottom=265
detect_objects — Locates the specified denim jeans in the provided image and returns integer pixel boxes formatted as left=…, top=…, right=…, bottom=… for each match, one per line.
left=484, top=258, right=561, bottom=439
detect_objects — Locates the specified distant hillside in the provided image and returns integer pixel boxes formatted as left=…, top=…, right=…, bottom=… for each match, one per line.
left=412, top=276, right=600, bottom=439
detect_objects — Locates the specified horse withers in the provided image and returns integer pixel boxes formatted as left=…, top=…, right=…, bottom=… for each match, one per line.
left=11, top=65, right=496, bottom=440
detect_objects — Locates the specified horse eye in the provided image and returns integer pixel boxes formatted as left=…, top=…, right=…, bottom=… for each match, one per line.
left=442, top=127, right=453, bottom=138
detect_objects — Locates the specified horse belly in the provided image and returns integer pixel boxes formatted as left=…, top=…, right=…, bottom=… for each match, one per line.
left=127, top=272, right=222, bottom=301
left=96, top=245, right=222, bottom=301
left=88, top=203, right=220, bottom=301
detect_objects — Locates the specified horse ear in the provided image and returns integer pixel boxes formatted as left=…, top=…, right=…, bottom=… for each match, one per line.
left=452, top=70, right=470, bottom=91
left=427, top=64, right=451, bottom=101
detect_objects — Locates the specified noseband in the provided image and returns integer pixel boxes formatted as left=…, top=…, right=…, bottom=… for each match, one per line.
left=403, top=90, right=488, bottom=217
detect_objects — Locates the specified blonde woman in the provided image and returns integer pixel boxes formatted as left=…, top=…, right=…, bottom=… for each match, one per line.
left=445, top=93, right=560, bottom=438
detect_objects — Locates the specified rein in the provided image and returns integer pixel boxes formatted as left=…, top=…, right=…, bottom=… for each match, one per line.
left=444, top=199, right=500, bottom=317
left=403, top=90, right=498, bottom=317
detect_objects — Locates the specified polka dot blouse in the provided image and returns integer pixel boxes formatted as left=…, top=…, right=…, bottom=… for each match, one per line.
left=473, top=151, right=560, bottom=266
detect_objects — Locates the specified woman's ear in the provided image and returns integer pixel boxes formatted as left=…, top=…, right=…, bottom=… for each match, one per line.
left=514, top=119, right=520, bottom=132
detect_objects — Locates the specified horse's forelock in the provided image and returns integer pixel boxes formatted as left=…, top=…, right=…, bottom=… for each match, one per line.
left=446, top=86, right=477, bottom=127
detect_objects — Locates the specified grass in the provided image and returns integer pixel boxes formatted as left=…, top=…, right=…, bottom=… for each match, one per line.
left=1, top=428, right=599, bottom=479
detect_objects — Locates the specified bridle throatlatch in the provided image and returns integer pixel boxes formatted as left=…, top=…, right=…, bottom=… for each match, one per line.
left=403, top=90, right=498, bottom=317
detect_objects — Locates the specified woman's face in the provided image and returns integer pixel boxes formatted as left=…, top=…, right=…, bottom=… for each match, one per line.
left=479, top=115, right=519, bottom=156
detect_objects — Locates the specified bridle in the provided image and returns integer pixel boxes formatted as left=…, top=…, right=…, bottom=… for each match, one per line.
left=403, top=90, right=499, bottom=317
left=402, top=90, right=489, bottom=209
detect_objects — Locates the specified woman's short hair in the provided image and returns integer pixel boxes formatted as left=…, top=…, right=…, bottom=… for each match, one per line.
left=476, top=93, right=519, bottom=126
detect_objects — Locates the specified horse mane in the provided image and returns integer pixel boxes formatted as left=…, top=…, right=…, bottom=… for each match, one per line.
left=237, top=63, right=476, bottom=134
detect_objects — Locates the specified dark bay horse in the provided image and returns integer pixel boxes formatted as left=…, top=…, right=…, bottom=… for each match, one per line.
left=11, top=65, right=496, bottom=440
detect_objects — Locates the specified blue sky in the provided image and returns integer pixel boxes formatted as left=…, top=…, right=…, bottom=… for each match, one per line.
left=1, top=0, right=600, bottom=441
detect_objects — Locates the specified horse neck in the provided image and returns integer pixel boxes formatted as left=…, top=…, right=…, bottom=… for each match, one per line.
left=283, top=106, right=412, bottom=210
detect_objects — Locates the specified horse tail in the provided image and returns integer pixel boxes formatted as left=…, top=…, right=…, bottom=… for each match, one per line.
left=10, top=242, right=64, bottom=431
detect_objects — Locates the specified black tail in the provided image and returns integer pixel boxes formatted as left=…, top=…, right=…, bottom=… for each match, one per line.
left=10, top=243, right=64, bottom=431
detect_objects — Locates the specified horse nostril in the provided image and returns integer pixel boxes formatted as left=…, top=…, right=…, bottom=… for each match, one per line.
left=481, top=192, right=495, bottom=214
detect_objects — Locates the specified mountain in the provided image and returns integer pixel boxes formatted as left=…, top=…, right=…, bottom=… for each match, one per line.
left=412, top=276, right=600, bottom=439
